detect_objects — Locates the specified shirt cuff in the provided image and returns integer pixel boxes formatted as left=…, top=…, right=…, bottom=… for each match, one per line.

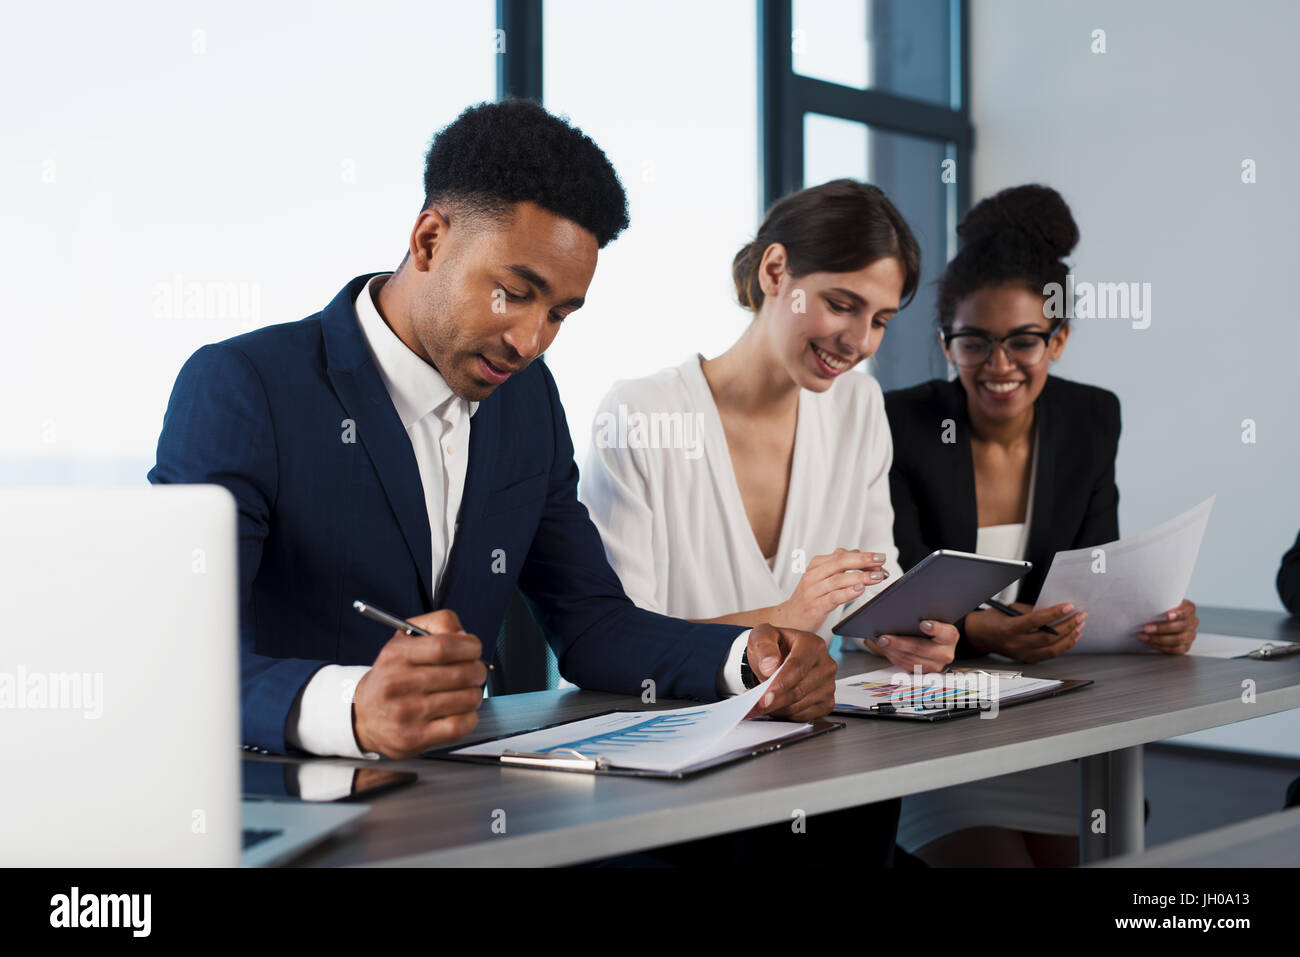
left=715, top=630, right=751, bottom=696
left=285, top=664, right=380, bottom=760
left=296, top=763, right=362, bottom=801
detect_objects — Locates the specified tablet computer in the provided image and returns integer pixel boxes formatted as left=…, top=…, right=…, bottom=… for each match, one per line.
left=833, top=549, right=1032, bottom=641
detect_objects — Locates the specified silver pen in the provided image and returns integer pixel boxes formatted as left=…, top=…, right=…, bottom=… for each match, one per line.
left=352, top=600, right=494, bottom=669
left=352, top=599, right=432, bottom=635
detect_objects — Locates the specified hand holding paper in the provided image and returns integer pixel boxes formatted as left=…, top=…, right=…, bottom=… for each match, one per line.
left=1034, top=497, right=1212, bottom=654
left=1134, top=597, right=1199, bottom=653
left=744, top=623, right=838, bottom=721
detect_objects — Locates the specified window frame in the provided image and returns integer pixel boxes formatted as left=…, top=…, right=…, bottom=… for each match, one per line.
left=758, top=0, right=972, bottom=215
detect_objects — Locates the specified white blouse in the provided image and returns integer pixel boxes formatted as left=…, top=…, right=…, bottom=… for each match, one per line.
left=976, top=523, right=1027, bottom=604
left=973, top=424, right=1039, bottom=606
left=578, top=355, right=904, bottom=645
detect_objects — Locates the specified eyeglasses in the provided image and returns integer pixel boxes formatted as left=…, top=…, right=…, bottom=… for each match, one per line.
left=942, top=329, right=1060, bottom=369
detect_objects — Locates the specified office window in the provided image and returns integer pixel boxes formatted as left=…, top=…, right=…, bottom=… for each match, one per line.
left=793, top=0, right=960, bottom=108
left=0, top=1, right=495, bottom=486
left=541, top=0, right=758, bottom=465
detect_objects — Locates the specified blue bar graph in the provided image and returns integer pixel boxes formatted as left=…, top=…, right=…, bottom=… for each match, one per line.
left=538, top=710, right=712, bottom=755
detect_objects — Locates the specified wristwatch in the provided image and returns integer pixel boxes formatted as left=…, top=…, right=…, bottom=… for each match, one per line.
left=739, top=648, right=760, bottom=689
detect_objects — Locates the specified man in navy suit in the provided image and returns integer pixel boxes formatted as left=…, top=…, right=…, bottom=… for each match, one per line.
left=149, top=99, right=839, bottom=762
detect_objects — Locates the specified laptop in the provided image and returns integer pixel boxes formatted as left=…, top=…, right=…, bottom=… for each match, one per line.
left=0, top=485, right=368, bottom=866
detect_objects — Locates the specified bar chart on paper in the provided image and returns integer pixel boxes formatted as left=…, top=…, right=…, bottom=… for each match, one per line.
left=533, top=710, right=714, bottom=755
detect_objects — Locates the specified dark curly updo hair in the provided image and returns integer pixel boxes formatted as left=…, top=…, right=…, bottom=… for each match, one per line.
left=937, top=184, right=1079, bottom=332
left=422, top=99, right=630, bottom=249
left=732, top=178, right=921, bottom=312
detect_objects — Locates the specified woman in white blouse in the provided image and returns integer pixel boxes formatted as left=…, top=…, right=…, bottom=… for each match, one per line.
left=579, top=179, right=960, bottom=680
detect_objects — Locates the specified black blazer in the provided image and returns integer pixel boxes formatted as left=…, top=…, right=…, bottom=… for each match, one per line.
left=884, top=375, right=1121, bottom=656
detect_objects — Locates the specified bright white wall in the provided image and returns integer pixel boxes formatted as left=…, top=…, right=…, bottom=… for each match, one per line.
left=971, top=0, right=1300, bottom=756
left=0, top=0, right=495, bottom=483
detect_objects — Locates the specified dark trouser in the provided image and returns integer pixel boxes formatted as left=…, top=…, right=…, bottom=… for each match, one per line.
left=616, top=798, right=902, bottom=868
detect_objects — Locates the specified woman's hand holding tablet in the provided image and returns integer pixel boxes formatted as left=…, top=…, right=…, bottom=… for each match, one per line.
left=834, top=550, right=1033, bottom=664
left=867, top=620, right=961, bottom=674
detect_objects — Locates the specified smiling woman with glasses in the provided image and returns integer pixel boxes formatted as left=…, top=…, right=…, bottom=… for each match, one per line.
left=883, top=184, right=1199, bottom=869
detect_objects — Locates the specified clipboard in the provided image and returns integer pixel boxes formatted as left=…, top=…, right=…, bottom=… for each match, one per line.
left=833, top=677, right=1093, bottom=722
left=427, top=712, right=844, bottom=779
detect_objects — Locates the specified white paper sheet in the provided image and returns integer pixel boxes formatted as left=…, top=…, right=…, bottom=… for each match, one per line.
left=1034, top=497, right=1214, bottom=654
left=452, top=662, right=810, bottom=773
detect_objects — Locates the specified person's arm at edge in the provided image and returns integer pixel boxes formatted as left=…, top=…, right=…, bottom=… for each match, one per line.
left=1278, top=529, right=1300, bottom=616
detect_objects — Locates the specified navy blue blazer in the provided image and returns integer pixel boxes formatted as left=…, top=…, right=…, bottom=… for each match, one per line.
left=149, top=273, right=743, bottom=752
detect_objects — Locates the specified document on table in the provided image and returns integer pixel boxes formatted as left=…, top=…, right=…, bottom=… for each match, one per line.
left=451, top=662, right=811, bottom=773
left=1035, top=496, right=1214, bottom=654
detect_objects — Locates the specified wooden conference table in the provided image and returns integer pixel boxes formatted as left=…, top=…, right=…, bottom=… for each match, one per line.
left=254, top=606, right=1300, bottom=867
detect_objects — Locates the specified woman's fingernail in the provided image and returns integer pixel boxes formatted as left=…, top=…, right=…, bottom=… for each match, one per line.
left=1063, top=604, right=1075, bottom=613
left=876, top=636, right=890, bottom=647
left=873, top=553, right=886, bottom=562
left=1167, top=610, right=1178, bottom=620
left=869, top=571, right=884, bottom=581
left=855, top=584, right=866, bottom=592
left=1144, top=624, right=1157, bottom=634
left=920, top=620, right=934, bottom=632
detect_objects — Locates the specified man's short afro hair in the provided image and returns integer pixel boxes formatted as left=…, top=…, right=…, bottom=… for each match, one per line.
left=422, top=99, right=630, bottom=249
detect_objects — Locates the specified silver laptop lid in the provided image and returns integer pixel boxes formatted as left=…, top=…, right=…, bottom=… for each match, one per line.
left=0, top=485, right=240, bottom=865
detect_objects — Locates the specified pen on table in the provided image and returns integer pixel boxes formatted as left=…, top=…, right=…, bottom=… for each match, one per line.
left=984, top=598, right=1060, bottom=636
left=352, top=600, right=494, bottom=670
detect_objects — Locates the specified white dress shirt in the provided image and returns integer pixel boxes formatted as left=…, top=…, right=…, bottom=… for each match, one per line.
left=285, top=274, right=478, bottom=759
left=579, top=355, right=903, bottom=651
